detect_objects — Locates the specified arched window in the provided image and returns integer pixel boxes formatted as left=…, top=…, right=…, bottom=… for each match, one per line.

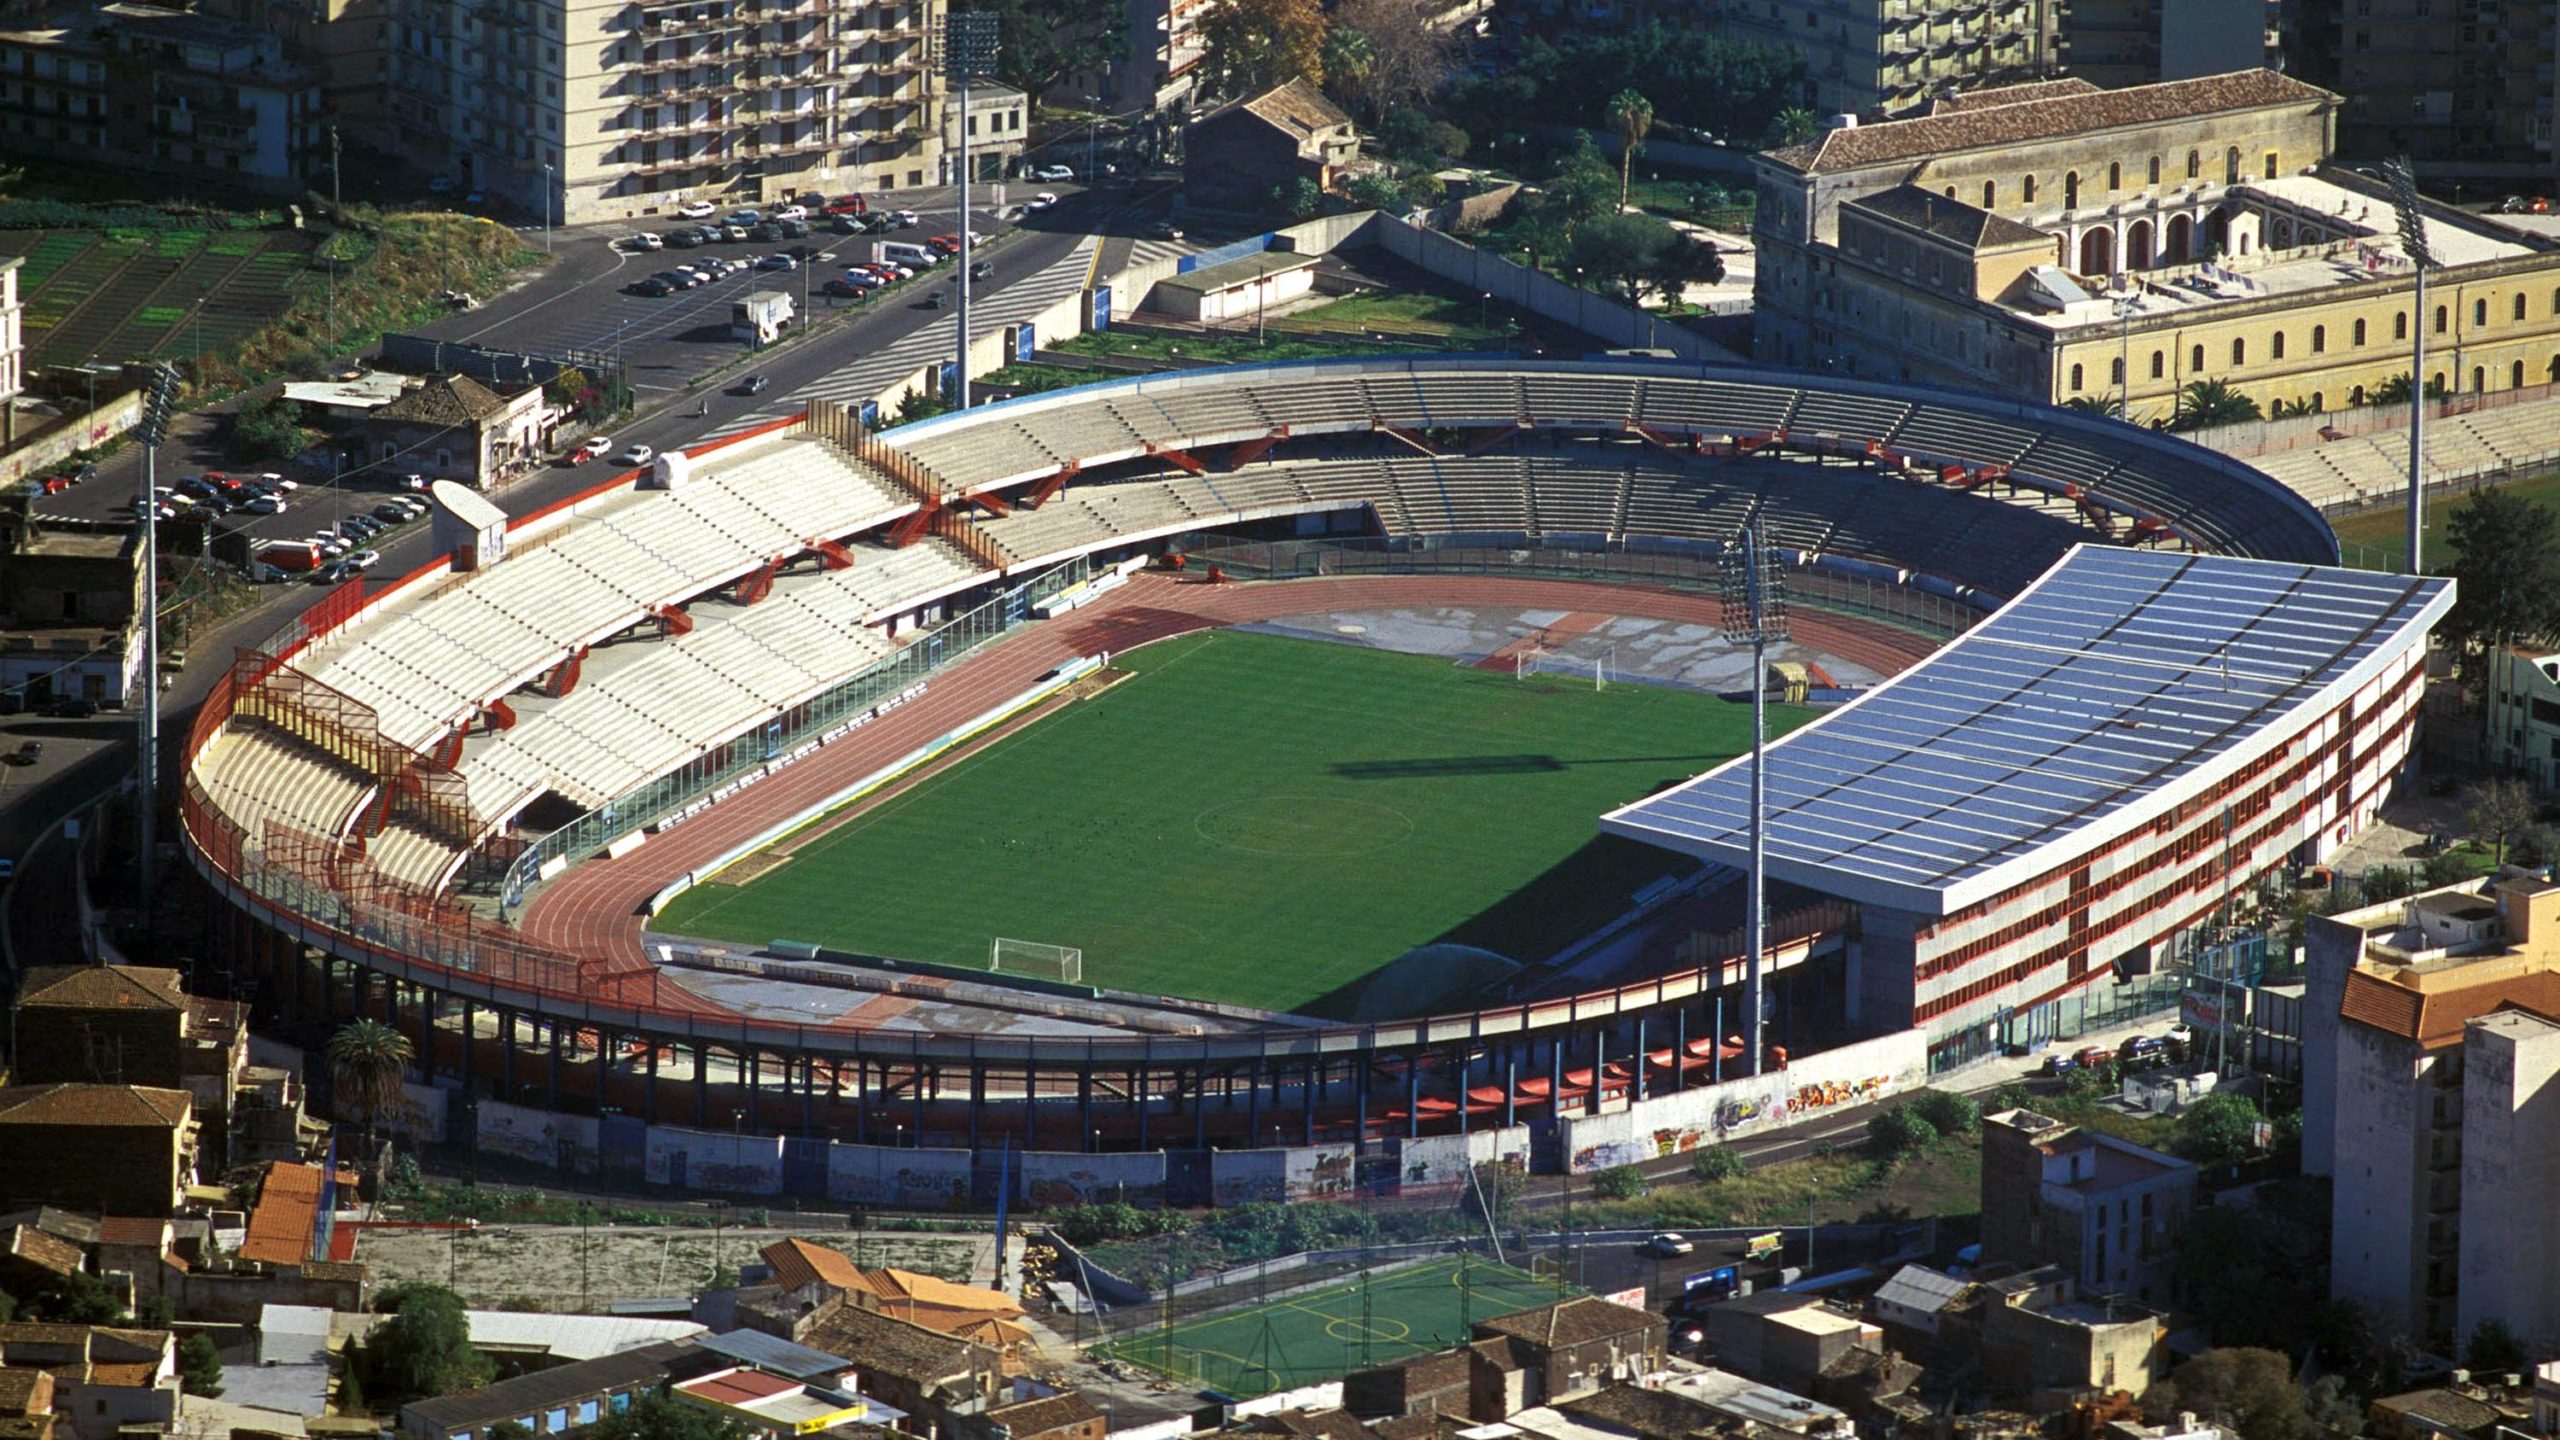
left=2150, top=350, right=2165, bottom=379
left=2473, top=365, right=2487, bottom=392
left=2225, top=147, right=2241, bottom=183
left=2065, top=171, right=2079, bottom=208
left=2435, top=304, right=2449, bottom=334
left=2070, top=363, right=2085, bottom=391
left=2232, top=337, right=2247, bottom=365
left=2108, top=161, right=2122, bottom=190
left=2312, top=324, right=2326, bottom=353
left=2148, top=155, right=2161, bottom=185
left=2475, top=297, right=2489, bottom=327
left=2515, top=360, right=2528, bottom=388
left=2271, top=332, right=2286, bottom=360
left=2353, top=318, right=2367, bottom=347
left=2263, top=150, right=2279, bottom=179
left=2517, top=293, right=2529, bottom=321
left=2192, top=343, right=2205, bottom=372
left=2396, top=312, right=2410, bottom=341
left=1983, top=180, right=1996, bottom=209
left=1945, top=185, right=1956, bottom=199
left=2352, top=385, right=2367, bottom=405
left=2023, top=174, right=2037, bottom=204
left=2111, top=356, right=2125, bottom=385
left=2187, top=149, right=2200, bottom=180
left=2311, top=393, right=2324, bottom=412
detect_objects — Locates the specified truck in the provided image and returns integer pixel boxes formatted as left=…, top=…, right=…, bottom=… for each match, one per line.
left=250, top=540, right=320, bottom=582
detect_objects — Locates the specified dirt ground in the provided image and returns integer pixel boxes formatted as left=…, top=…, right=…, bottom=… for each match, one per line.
left=354, top=1226, right=991, bottom=1309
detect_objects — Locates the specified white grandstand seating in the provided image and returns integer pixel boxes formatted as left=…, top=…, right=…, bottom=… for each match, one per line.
left=299, top=434, right=912, bottom=752
left=368, top=820, right=469, bottom=893
left=1887, top=405, right=2045, bottom=465
left=196, top=725, right=377, bottom=843
left=1634, top=377, right=1800, bottom=435
left=1786, top=391, right=1911, bottom=440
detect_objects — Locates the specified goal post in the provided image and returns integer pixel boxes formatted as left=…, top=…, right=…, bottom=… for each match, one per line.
left=991, top=937, right=1084, bottom=984
left=1518, top=648, right=1610, bottom=691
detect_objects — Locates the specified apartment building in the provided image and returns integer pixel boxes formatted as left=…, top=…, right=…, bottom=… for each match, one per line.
left=1751, top=68, right=2560, bottom=422
left=0, top=3, right=324, bottom=190
left=2483, top=645, right=2560, bottom=792
left=2284, top=0, right=2550, bottom=186
left=384, top=0, right=947, bottom=226
left=1980, top=1110, right=2197, bottom=1307
left=2306, top=874, right=2560, bottom=1352
left=2059, top=0, right=2278, bottom=90
left=1718, top=0, right=2062, bottom=122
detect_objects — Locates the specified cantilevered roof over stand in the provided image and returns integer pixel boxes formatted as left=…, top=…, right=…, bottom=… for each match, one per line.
left=1601, top=545, right=2452, bottom=916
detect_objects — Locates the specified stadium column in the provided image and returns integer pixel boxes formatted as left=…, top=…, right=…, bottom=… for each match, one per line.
left=1135, top=1063, right=1151, bottom=1151
left=460, top=1000, right=475, bottom=1095
left=1244, top=1058, right=1260, bottom=1146
left=417, top=991, right=435, bottom=1083
left=694, top=1044, right=710, bottom=1127
left=1194, top=1055, right=1209, bottom=1152
left=1502, top=1057, right=1517, bottom=1129
left=1078, top=1047, right=1094, bottom=1153
left=800, top=1055, right=815, bottom=1135
left=644, top=1040, right=659, bottom=1126
left=1592, top=1029, right=1608, bottom=1116
left=853, top=1059, right=867, bottom=1144
left=547, top=1019, right=562, bottom=1111
left=1457, top=1049, right=1471, bottom=1135
left=1673, top=1007, right=1688, bottom=1095
left=502, top=1009, right=519, bottom=1098
left=1631, top=1017, right=1646, bottom=1103
left=1303, top=1058, right=1318, bottom=1146
left=968, top=1062, right=984, bottom=1151
left=1405, top=1060, right=1420, bottom=1139
left=1023, top=1061, right=1037, bottom=1150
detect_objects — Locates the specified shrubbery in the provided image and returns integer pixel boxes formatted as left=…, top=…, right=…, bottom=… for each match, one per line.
left=1866, top=1104, right=1938, bottom=1159
left=1591, top=1163, right=1648, bottom=1201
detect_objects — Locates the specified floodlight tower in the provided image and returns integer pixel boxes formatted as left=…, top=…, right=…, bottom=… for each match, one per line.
left=1720, top=523, right=1788, bottom=1077
left=134, top=364, right=181, bottom=921
left=2383, top=157, right=2434, bottom=575
left=944, top=11, right=999, bottom=411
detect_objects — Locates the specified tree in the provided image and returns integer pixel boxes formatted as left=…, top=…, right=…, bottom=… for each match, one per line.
left=1591, top=1163, right=1648, bottom=1200
left=2172, top=1195, right=2325, bottom=1350
left=1195, top=0, right=1324, bottom=101
left=2442, top=487, right=2560, bottom=673
left=2466, top=1317, right=2530, bottom=1375
left=1867, top=1105, right=1938, bottom=1158
left=1269, top=176, right=1324, bottom=219
left=1605, top=89, right=1653, bottom=214
left=1343, top=170, right=1407, bottom=212
left=1565, top=211, right=1706, bottom=306
left=177, top=1333, right=225, bottom=1399
left=1533, top=134, right=1620, bottom=243
left=542, top=365, right=593, bottom=414
left=974, top=0, right=1125, bottom=121
left=233, top=391, right=313, bottom=462
left=1465, top=1158, right=1526, bottom=1222
left=2465, top=778, right=2536, bottom=864
left=1768, top=106, right=1822, bottom=147
left=892, top=387, right=948, bottom=426
left=326, top=1019, right=414, bottom=1154
left=2172, top=1092, right=2263, bottom=1167
left=589, top=1394, right=747, bottom=1440
left=364, top=1284, right=490, bottom=1402
left=1691, top=1147, right=1746, bottom=1182
left=1905, top=1089, right=1980, bottom=1138
left=1323, top=0, right=1455, bottom=124
left=2064, top=395, right=2126, bottom=418
left=2168, top=378, right=2264, bottom=432
left=2152, top=1348, right=2312, bottom=1440
left=32, top=1270, right=129, bottom=1325
left=0, top=1288, right=14, bottom=1323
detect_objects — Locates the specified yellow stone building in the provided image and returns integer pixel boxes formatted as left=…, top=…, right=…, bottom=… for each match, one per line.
left=1752, top=70, right=2560, bottom=426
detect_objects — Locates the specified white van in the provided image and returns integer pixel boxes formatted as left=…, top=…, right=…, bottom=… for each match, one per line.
left=874, top=239, right=939, bottom=268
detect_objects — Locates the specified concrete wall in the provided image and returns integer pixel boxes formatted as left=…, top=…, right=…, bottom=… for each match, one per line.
left=475, top=1098, right=593, bottom=1172
left=1283, top=1142, right=1360, bottom=1200
left=826, top=1142, right=971, bottom=1208
left=1368, top=215, right=1732, bottom=361
left=0, top=386, right=145, bottom=490
left=1393, top=1127, right=1530, bottom=1194
left=1209, top=1148, right=1286, bottom=1206
left=644, top=1126, right=784, bottom=1195
left=1019, top=1150, right=1168, bottom=1207
left=1559, top=1029, right=1928, bottom=1173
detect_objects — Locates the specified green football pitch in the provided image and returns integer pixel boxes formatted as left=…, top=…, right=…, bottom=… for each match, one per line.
left=654, top=630, right=1787, bottom=1016
left=1092, top=1256, right=1578, bottom=1397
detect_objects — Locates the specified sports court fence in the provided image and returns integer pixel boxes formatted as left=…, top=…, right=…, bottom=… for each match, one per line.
left=498, top=556, right=1092, bottom=913
left=1161, top=533, right=1985, bottom=640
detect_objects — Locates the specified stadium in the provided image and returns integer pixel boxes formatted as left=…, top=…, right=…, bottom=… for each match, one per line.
left=177, top=356, right=2448, bottom=1204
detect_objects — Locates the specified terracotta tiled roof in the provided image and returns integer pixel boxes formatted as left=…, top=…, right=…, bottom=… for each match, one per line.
left=987, top=1390, right=1102, bottom=1438
left=760, top=1238, right=866, bottom=1294
left=94, top=1218, right=166, bottom=1248
left=864, top=1268, right=1020, bottom=1316
left=1847, top=185, right=2049, bottom=250
left=0, top=1229, right=80, bottom=1281
left=1241, top=1408, right=1367, bottom=1440
left=238, top=1161, right=325, bottom=1265
left=0, top=1370, right=46, bottom=1414
left=796, top=1302, right=982, bottom=1384
left=2341, top=969, right=2560, bottom=1049
left=82, top=1363, right=156, bottom=1390
left=1559, top=1385, right=1720, bottom=1439
left=1374, top=1415, right=1469, bottom=1440
left=1926, top=78, right=2100, bottom=113
left=1240, top=79, right=1350, bottom=138
left=15, top=967, right=184, bottom=1013
left=1769, top=69, right=2338, bottom=174
left=1476, top=1296, right=1661, bottom=1349
left=372, top=373, right=509, bottom=427
left=0, top=1085, right=190, bottom=1128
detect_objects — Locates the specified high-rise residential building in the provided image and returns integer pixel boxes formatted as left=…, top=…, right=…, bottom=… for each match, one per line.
left=2305, top=874, right=2560, bottom=1354
left=1717, top=0, right=2063, bottom=122
left=382, top=0, right=948, bottom=226
left=2060, top=0, right=2280, bottom=90
left=1980, top=1110, right=2197, bottom=1307
left=2284, top=0, right=2550, bottom=185
left=1750, top=68, right=2560, bottom=422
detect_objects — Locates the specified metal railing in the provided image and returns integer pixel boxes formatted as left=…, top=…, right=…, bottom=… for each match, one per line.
left=498, top=555, right=1092, bottom=912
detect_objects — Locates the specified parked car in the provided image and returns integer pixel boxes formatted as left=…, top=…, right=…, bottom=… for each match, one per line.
left=1031, top=163, right=1073, bottom=181
left=721, top=224, right=751, bottom=242
left=725, top=209, right=763, bottom=227
left=244, top=494, right=287, bottom=514
left=1027, top=191, right=1058, bottom=210
left=627, top=232, right=665, bottom=251
left=667, top=229, right=704, bottom=249
left=750, top=221, right=783, bottom=242
left=926, top=234, right=962, bottom=255
left=347, top=549, right=383, bottom=570
left=829, top=215, right=863, bottom=234
left=757, top=253, right=797, bottom=271
left=314, top=560, right=356, bottom=584
left=738, top=373, right=771, bottom=395
left=888, top=209, right=919, bottom=228
left=574, top=436, right=614, bottom=463
left=778, top=218, right=811, bottom=238
left=773, top=204, right=809, bottom=221
left=7, top=740, right=41, bottom=767
left=372, top=502, right=414, bottom=523
left=618, top=443, right=655, bottom=465
left=44, top=697, right=98, bottom=719
left=823, top=278, right=868, bottom=298
left=824, top=194, right=867, bottom=215
left=631, top=277, right=676, bottom=297
left=678, top=199, right=719, bottom=219
left=969, top=259, right=995, bottom=281
left=1647, top=1233, right=1695, bottom=1258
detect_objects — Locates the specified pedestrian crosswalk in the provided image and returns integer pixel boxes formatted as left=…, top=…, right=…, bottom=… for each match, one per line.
left=720, top=235, right=1100, bottom=435
left=1124, top=239, right=1194, bottom=269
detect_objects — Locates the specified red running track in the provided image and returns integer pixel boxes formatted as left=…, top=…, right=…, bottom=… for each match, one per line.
left=518, top=573, right=1939, bottom=1013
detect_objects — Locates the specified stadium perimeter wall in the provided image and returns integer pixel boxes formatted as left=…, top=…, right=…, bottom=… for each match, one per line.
left=1559, top=1029, right=1928, bottom=1173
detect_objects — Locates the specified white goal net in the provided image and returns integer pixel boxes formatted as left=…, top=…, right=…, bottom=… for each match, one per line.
left=1517, top=646, right=1611, bottom=690
left=990, top=937, right=1084, bottom=984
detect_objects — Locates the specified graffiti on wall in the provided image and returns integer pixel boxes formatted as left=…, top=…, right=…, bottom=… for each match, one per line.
left=827, top=1146, right=971, bottom=1208
left=1020, top=1151, right=1169, bottom=1208
left=1210, top=1150, right=1286, bottom=1206
left=1571, top=1072, right=1903, bottom=1173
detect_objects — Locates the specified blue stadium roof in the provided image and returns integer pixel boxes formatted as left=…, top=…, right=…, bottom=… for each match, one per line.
left=1600, top=546, right=2453, bottom=917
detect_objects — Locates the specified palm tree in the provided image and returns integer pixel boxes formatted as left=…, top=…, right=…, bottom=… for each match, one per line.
left=2371, top=373, right=2414, bottom=405
left=2062, top=396, right=2125, bottom=419
left=1605, top=89, right=1654, bottom=214
left=1771, top=107, right=1822, bottom=147
left=2167, top=378, right=2262, bottom=432
left=326, top=1020, right=415, bottom=1154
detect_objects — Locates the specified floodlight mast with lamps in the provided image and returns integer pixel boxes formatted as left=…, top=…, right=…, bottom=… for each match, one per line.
left=945, top=12, right=998, bottom=412
left=1720, top=523, right=1788, bottom=1078
left=135, top=364, right=182, bottom=921
left=2383, top=157, right=2433, bottom=575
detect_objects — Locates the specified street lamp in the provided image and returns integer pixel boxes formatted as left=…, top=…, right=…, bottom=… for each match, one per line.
left=542, top=160, right=555, bottom=253
left=945, top=12, right=999, bottom=411
left=2383, top=157, right=2434, bottom=575
left=1086, top=96, right=1102, bottom=182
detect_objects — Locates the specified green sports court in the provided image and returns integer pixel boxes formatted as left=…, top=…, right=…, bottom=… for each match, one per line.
left=1091, top=1255, right=1581, bottom=1398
